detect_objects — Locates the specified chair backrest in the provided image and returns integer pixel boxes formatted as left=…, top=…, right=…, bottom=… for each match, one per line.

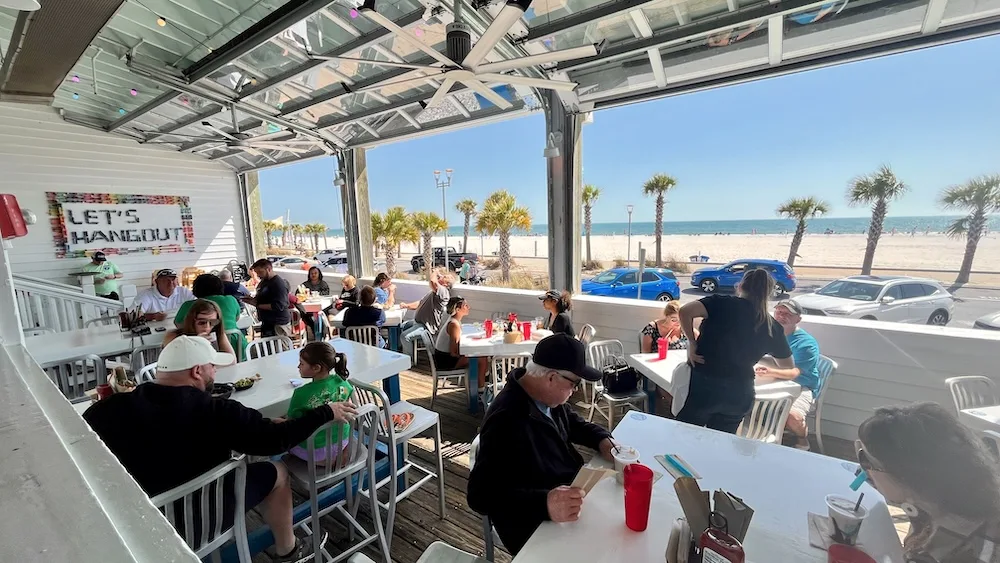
left=489, top=354, right=530, bottom=389
left=982, top=430, right=1000, bottom=462
left=302, top=403, right=380, bottom=488
left=737, top=392, right=794, bottom=443
left=945, top=376, right=997, bottom=412
left=243, top=303, right=261, bottom=325
left=416, top=328, right=458, bottom=376
left=245, top=335, right=293, bottom=360
left=84, top=316, right=118, bottom=328
left=344, top=325, right=380, bottom=348
left=136, top=362, right=158, bottom=384
left=22, top=326, right=55, bottom=337
left=350, top=382, right=397, bottom=444
left=129, top=343, right=163, bottom=374
left=586, top=340, right=625, bottom=370
left=816, top=355, right=838, bottom=397
left=149, top=454, right=252, bottom=562
left=577, top=324, right=596, bottom=346
left=41, top=354, right=107, bottom=402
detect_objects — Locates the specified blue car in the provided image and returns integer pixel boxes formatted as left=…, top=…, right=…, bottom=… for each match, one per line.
left=691, top=259, right=796, bottom=296
left=581, top=267, right=680, bottom=301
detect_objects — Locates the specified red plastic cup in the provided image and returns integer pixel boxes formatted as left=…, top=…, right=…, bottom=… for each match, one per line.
left=484, top=319, right=493, bottom=338
left=522, top=321, right=531, bottom=340
left=96, top=383, right=113, bottom=400
left=657, top=337, right=668, bottom=360
left=828, top=544, right=877, bottom=563
left=623, top=463, right=654, bottom=531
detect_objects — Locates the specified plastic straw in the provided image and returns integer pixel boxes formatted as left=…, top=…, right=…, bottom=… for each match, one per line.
left=853, top=492, right=864, bottom=513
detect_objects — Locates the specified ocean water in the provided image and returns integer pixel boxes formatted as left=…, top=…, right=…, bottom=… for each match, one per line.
left=325, top=215, right=997, bottom=237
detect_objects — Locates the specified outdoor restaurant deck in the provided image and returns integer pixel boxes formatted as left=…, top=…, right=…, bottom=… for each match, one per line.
left=247, top=366, right=903, bottom=563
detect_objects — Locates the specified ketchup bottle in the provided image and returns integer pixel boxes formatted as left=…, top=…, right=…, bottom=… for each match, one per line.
left=699, top=513, right=745, bottom=563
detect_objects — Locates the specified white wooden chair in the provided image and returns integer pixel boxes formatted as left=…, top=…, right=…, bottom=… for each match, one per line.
left=486, top=354, right=530, bottom=411
left=135, top=362, right=158, bottom=385
left=149, top=454, right=252, bottom=563
left=808, top=355, right=838, bottom=454
left=344, top=325, right=380, bottom=348
left=945, top=376, right=997, bottom=412
left=40, top=354, right=107, bottom=403
left=416, top=329, right=467, bottom=410
left=244, top=335, right=292, bottom=360
left=285, top=403, right=388, bottom=563
left=22, top=326, right=54, bottom=337
left=585, top=340, right=648, bottom=430
left=738, top=392, right=795, bottom=443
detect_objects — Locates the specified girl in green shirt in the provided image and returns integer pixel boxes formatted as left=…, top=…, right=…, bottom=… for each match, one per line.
left=287, top=342, right=354, bottom=464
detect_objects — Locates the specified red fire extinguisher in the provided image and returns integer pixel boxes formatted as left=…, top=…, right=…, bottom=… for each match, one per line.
left=699, top=513, right=745, bottom=563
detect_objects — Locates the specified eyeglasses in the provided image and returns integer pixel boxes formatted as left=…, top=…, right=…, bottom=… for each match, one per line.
left=556, top=372, right=582, bottom=391
left=854, top=439, right=884, bottom=479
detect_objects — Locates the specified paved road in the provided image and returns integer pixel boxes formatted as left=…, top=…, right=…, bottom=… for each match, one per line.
left=671, top=275, right=1000, bottom=329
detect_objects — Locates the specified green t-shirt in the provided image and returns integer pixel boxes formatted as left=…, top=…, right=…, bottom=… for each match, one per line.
left=174, top=295, right=242, bottom=331
left=81, top=261, right=121, bottom=295
left=287, top=375, right=354, bottom=450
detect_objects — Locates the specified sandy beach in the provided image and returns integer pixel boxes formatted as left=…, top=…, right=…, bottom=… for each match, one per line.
left=320, top=232, right=1000, bottom=273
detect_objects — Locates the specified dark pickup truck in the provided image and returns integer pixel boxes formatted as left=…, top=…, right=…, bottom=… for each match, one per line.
left=411, top=247, right=478, bottom=273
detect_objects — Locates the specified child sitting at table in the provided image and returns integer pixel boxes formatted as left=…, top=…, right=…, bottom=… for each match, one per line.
left=287, top=342, right=354, bottom=464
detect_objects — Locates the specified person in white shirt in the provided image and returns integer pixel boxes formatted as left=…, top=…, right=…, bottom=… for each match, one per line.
left=135, top=269, right=195, bottom=320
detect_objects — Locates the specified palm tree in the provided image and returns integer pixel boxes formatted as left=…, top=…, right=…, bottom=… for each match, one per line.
left=642, top=173, right=678, bottom=266
left=288, top=224, right=304, bottom=249
left=278, top=223, right=289, bottom=247
left=411, top=211, right=448, bottom=279
left=262, top=220, right=279, bottom=248
left=847, top=165, right=908, bottom=275
left=940, top=174, right=1000, bottom=284
left=776, top=197, right=830, bottom=266
left=582, top=184, right=601, bottom=263
left=476, top=190, right=532, bottom=282
left=455, top=198, right=478, bottom=253
left=304, top=223, right=325, bottom=251
left=381, top=206, right=418, bottom=276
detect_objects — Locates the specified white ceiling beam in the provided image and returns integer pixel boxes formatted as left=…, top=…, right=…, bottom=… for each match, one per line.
left=648, top=48, right=667, bottom=88
left=321, top=8, right=362, bottom=37
left=398, top=109, right=422, bottom=129
left=629, top=10, right=654, bottom=38
left=447, top=96, right=471, bottom=118
left=356, top=120, right=381, bottom=138
left=921, top=0, right=949, bottom=33
left=672, top=5, right=689, bottom=26
left=727, top=0, right=737, bottom=11
left=768, top=16, right=783, bottom=65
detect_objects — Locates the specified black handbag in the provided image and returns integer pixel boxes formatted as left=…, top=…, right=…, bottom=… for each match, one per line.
left=601, top=355, right=640, bottom=395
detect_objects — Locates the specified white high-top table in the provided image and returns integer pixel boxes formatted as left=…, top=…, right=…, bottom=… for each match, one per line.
left=26, top=318, right=175, bottom=365
left=959, top=405, right=1000, bottom=433
left=513, top=412, right=904, bottom=563
left=214, top=336, right=412, bottom=418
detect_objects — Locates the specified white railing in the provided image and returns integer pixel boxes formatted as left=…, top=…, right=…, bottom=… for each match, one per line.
left=12, top=272, right=85, bottom=293
left=15, top=278, right=123, bottom=332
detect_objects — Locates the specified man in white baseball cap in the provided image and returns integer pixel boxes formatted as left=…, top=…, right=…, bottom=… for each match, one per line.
left=85, top=336, right=356, bottom=561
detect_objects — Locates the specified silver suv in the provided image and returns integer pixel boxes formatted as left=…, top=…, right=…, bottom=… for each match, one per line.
left=792, top=275, right=954, bottom=325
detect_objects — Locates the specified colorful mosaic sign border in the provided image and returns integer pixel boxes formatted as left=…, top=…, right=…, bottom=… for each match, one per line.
left=47, top=192, right=196, bottom=259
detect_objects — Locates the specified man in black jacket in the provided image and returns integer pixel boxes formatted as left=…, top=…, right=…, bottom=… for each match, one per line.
left=467, top=334, right=615, bottom=555
left=85, top=336, right=357, bottom=562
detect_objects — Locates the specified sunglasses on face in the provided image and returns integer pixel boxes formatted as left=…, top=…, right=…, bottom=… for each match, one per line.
left=854, top=440, right=884, bottom=482
left=195, top=317, right=220, bottom=327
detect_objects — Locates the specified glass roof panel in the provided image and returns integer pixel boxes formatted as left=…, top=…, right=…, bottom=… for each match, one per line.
left=538, top=12, right=636, bottom=50
left=522, top=0, right=617, bottom=28
left=940, top=0, right=1000, bottom=26
left=783, top=0, right=928, bottom=60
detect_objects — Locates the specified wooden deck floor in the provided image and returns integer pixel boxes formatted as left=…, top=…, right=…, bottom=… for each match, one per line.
left=250, top=369, right=906, bottom=563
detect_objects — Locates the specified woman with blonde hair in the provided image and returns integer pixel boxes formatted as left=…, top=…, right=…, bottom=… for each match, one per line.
left=676, top=269, right=794, bottom=433
left=857, top=402, right=1000, bottom=562
left=333, top=275, right=359, bottom=311
left=641, top=300, right=697, bottom=353
left=162, top=299, right=238, bottom=361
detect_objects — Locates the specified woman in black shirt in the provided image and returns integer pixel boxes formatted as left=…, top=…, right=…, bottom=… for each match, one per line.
left=677, top=268, right=794, bottom=433
left=539, top=289, right=575, bottom=336
left=302, top=267, right=330, bottom=295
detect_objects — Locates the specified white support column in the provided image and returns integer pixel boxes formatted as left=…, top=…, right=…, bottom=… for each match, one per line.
left=0, top=240, right=25, bottom=347
left=768, top=16, right=784, bottom=66
left=921, top=0, right=949, bottom=33
left=339, top=150, right=375, bottom=278
left=545, top=91, right=584, bottom=293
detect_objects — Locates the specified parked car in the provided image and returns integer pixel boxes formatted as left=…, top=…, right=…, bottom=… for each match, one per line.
left=792, top=275, right=954, bottom=325
left=265, top=255, right=284, bottom=264
left=411, top=247, right=479, bottom=273
left=974, top=312, right=1000, bottom=330
left=274, top=256, right=313, bottom=270
left=581, top=267, right=680, bottom=301
left=313, top=248, right=345, bottom=261
left=691, top=259, right=796, bottom=296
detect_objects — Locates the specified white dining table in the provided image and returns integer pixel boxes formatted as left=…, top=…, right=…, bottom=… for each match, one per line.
left=214, top=336, right=412, bottom=418
left=26, top=319, right=175, bottom=365
left=513, top=412, right=904, bottom=563
left=959, top=405, right=1000, bottom=433
left=459, top=326, right=544, bottom=413
left=627, top=353, right=802, bottom=415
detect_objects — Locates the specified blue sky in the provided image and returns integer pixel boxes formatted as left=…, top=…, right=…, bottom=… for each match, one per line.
left=260, top=35, right=1000, bottom=227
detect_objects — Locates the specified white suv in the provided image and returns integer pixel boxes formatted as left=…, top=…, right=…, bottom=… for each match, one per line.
left=792, top=276, right=954, bottom=325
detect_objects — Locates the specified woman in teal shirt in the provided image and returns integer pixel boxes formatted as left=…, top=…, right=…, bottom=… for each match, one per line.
left=175, top=274, right=244, bottom=358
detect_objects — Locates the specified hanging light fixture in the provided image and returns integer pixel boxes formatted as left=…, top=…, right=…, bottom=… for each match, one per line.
left=156, top=16, right=167, bottom=27
left=130, top=88, right=138, bottom=96
left=72, top=93, right=80, bottom=100
left=0, top=0, right=41, bottom=11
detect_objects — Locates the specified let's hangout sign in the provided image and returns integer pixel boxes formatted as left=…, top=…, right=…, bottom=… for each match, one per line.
left=47, top=192, right=196, bottom=258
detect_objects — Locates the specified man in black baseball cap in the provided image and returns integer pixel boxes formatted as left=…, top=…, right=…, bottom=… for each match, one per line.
left=468, top=334, right=615, bottom=555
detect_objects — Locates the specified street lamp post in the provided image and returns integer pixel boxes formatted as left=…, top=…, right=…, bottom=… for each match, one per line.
left=433, top=169, right=454, bottom=270
left=626, top=204, right=634, bottom=266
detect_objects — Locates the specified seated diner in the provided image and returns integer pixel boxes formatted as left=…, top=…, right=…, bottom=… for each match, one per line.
left=163, top=299, right=239, bottom=360
left=434, top=296, right=487, bottom=391
left=135, top=268, right=195, bottom=318
left=640, top=300, right=693, bottom=353
left=539, top=289, right=574, bottom=336
left=372, top=272, right=396, bottom=308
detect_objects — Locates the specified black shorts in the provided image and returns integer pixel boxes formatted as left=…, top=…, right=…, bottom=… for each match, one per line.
left=434, top=349, right=461, bottom=370
left=171, top=461, right=277, bottom=544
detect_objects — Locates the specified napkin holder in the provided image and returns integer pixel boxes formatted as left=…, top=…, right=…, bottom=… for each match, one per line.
left=502, top=331, right=523, bottom=344
left=671, top=477, right=755, bottom=562
left=119, top=307, right=151, bottom=336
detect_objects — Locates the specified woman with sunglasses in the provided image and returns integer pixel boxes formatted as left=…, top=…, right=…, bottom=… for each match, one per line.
left=163, top=299, right=238, bottom=361
left=857, top=402, right=1000, bottom=563
left=434, top=296, right=488, bottom=393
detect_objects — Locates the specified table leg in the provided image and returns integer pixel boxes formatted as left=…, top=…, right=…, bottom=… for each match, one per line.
left=644, top=376, right=658, bottom=414
left=467, top=357, right=479, bottom=414
left=388, top=326, right=400, bottom=352
left=382, top=373, right=401, bottom=404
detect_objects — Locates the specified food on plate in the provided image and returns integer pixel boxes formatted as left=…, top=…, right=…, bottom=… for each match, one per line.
left=234, top=373, right=262, bottom=391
